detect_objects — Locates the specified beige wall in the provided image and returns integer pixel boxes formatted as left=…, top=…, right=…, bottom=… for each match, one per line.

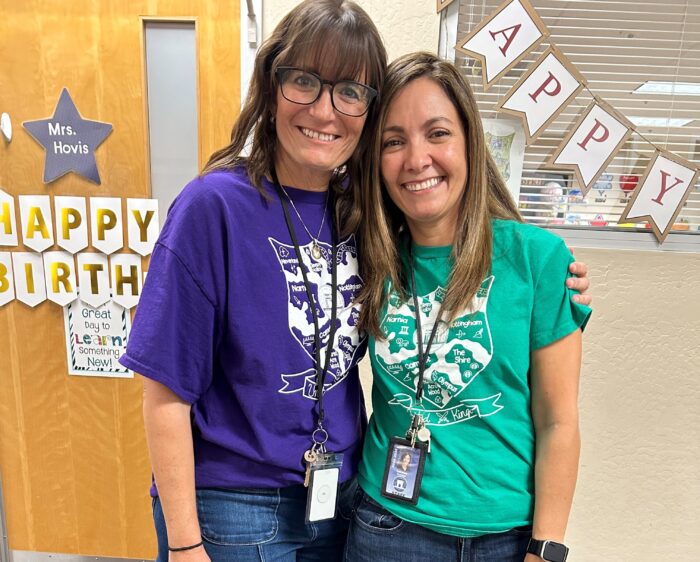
left=564, top=248, right=700, bottom=560
left=263, top=1, right=700, bottom=560
left=263, top=0, right=439, bottom=62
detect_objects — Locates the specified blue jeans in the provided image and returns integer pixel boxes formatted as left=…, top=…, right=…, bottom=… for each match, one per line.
left=344, top=489, right=531, bottom=562
left=153, top=479, right=359, bottom=561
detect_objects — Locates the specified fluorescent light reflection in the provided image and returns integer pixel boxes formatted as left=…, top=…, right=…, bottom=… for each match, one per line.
left=634, top=81, right=700, bottom=95
left=630, top=116, right=694, bottom=127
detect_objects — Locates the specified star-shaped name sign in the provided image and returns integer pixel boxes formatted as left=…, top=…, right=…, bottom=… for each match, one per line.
left=24, top=88, right=112, bottom=184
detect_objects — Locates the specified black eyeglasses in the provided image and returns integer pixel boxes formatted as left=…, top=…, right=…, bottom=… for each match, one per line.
left=275, top=66, right=378, bottom=117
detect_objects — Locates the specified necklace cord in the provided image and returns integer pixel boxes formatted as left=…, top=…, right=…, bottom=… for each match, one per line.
left=271, top=167, right=338, bottom=428
left=277, top=181, right=329, bottom=243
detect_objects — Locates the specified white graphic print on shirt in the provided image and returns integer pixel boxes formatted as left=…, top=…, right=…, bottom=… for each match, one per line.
left=374, top=276, right=503, bottom=426
left=269, top=235, right=365, bottom=400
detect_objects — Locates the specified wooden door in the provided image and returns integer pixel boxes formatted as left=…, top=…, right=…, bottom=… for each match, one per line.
left=0, top=1, right=240, bottom=558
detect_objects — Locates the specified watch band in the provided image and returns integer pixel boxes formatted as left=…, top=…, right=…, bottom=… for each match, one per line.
left=526, top=538, right=569, bottom=562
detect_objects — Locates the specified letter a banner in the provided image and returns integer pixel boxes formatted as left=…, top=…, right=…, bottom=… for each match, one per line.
left=548, top=101, right=633, bottom=195
left=456, top=0, right=549, bottom=90
left=19, top=195, right=54, bottom=252
left=437, top=0, right=457, bottom=13
left=619, top=151, right=699, bottom=243
left=496, top=46, right=586, bottom=144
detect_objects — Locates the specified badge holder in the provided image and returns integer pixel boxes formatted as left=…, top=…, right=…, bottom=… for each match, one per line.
left=304, top=426, right=344, bottom=523
left=381, top=436, right=427, bottom=505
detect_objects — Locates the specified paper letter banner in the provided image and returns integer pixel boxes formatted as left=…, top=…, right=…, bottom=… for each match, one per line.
left=43, top=251, right=78, bottom=306
left=90, top=197, right=123, bottom=254
left=548, top=102, right=633, bottom=195
left=456, top=0, right=549, bottom=90
left=126, top=198, right=159, bottom=256
left=437, top=0, right=458, bottom=13
left=0, top=252, right=15, bottom=306
left=55, top=196, right=88, bottom=254
left=496, top=47, right=586, bottom=144
left=23, top=88, right=112, bottom=184
left=12, top=252, right=46, bottom=307
left=110, top=253, right=142, bottom=309
left=0, top=189, right=18, bottom=246
left=63, top=297, right=132, bottom=378
left=19, top=195, right=54, bottom=252
left=619, top=152, right=700, bottom=243
left=77, top=253, right=111, bottom=308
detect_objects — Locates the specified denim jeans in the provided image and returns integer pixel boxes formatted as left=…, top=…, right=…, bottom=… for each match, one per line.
left=153, top=479, right=359, bottom=562
left=344, top=489, right=531, bottom=562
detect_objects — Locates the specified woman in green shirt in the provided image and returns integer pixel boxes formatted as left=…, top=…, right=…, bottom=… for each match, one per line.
left=344, top=52, right=591, bottom=562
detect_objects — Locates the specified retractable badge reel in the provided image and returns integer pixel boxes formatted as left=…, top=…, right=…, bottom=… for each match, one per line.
left=303, top=424, right=344, bottom=523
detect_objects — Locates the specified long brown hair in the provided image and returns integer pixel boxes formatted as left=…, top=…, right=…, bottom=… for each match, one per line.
left=202, top=0, right=386, bottom=204
left=355, top=52, right=521, bottom=338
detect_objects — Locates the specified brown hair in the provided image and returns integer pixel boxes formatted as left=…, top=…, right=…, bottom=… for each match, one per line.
left=202, top=0, right=386, bottom=207
left=354, top=52, right=521, bottom=337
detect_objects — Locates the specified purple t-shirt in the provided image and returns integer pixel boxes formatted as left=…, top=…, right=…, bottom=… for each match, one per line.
left=120, top=167, right=367, bottom=493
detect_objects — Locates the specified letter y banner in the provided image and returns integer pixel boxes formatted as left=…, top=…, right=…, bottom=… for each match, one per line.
left=619, top=151, right=699, bottom=243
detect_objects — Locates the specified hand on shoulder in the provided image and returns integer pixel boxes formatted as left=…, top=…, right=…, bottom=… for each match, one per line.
left=567, top=260, right=592, bottom=306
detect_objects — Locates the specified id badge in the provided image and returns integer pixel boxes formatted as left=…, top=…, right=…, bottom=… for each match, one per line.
left=380, top=437, right=427, bottom=505
left=305, top=452, right=344, bottom=523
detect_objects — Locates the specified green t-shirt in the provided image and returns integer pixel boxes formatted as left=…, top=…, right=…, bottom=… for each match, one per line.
left=358, top=219, right=591, bottom=537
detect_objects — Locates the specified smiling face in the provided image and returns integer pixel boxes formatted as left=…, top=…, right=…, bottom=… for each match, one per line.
left=380, top=77, right=468, bottom=246
left=274, top=68, right=368, bottom=190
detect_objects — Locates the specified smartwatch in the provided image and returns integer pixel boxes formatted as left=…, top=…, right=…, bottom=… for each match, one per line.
left=526, top=538, right=569, bottom=562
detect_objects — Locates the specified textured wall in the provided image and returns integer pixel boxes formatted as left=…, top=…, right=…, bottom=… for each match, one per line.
left=263, top=1, right=700, bottom=560
left=263, top=0, right=439, bottom=62
left=565, top=247, right=700, bottom=560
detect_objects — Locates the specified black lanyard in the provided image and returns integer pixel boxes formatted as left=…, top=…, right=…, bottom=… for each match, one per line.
left=408, top=243, right=445, bottom=403
left=271, top=167, right=338, bottom=425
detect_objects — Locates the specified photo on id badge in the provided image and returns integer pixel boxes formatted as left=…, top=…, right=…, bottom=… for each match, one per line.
left=381, top=437, right=427, bottom=504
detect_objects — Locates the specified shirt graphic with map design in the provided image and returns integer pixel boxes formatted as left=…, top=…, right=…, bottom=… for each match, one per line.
left=270, top=235, right=365, bottom=400
left=374, top=276, right=503, bottom=425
